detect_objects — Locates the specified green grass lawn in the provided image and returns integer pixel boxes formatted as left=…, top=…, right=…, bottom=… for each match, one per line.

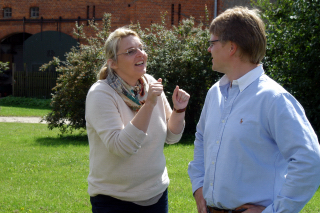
left=0, top=106, right=51, bottom=117
left=0, top=123, right=198, bottom=212
left=165, top=138, right=197, bottom=213
left=0, top=123, right=90, bottom=213
left=0, top=115, right=319, bottom=212
left=0, top=96, right=51, bottom=117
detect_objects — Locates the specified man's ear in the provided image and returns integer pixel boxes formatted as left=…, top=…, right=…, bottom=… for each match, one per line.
left=229, top=42, right=238, bottom=56
left=107, top=59, right=117, bottom=70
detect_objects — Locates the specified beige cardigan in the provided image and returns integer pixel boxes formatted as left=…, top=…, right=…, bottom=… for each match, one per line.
left=85, top=74, right=183, bottom=201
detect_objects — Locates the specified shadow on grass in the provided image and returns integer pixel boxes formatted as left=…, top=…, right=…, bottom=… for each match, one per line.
left=35, top=134, right=88, bottom=146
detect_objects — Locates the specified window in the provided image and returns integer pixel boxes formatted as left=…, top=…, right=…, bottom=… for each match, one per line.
left=178, top=4, right=181, bottom=23
left=30, top=7, right=39, bottom=18
left=171, top=4, right=174, bottom=25
left=87, top=6, right=89, bottom=25
left=3, top=7, right=12, bottom=18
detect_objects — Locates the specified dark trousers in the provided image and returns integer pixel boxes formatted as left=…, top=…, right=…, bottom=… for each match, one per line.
left=90, top=189, right=168, bottom=213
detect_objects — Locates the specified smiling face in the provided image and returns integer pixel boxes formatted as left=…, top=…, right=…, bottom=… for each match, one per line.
left=110, top=35, right=148, bottom=86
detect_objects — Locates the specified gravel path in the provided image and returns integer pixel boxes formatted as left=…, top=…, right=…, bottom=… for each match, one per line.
left=0, top=116, right=46, bottom=124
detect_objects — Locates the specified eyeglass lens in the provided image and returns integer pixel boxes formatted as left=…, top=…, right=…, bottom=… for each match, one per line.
left=127, top=47, right=144, bottom=56
left=208, top=40, right=219, bottom=47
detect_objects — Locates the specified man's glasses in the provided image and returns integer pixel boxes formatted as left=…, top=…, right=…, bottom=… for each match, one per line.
left=117, top=46, right=146, bottom=56
left=208, top=40, right=220, bottom=48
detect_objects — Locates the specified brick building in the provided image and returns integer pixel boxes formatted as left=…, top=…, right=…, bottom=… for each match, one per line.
left=0, top=0, right=252, bottom=97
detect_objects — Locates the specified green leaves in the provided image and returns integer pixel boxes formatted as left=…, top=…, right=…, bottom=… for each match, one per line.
left=134, top=17, right=221, bottom=131
left=42, top=14, right=111, bottom=134
left=43, top=12, right=221, bottom=134
left=0, top=61, right=9, bottom=74
left=255, top=0, right=320, bottom=136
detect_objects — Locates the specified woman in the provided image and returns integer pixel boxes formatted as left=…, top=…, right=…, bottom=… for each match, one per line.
left=85, top=27, right=190, bottom=213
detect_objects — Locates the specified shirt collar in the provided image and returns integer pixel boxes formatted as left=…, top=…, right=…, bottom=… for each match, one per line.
left=219, top=65, right=265, bottom=92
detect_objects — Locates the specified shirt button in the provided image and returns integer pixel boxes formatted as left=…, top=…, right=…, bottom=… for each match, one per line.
left=212, top=161, right=215, bottom=165
left=210, top=182, right=213, bottom=186
left=222, top=120, right=225, bottom=123
left=216, top=141, right=219, bottom=144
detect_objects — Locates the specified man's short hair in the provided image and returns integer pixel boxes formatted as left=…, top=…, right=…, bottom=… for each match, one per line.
left=209, top=7, right=266, bottom=64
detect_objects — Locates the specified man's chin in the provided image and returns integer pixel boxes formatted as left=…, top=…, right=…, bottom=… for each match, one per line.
left=212, top=66, right=224, bottom=74
left=212, top=67, right=219, bottom=72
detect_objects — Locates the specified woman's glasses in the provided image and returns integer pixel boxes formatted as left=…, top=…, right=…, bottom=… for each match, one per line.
left=117, top=46, right=146, bottom=56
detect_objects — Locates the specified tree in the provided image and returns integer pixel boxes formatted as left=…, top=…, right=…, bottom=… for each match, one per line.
left=254, top=0, right=320, bottom=136
left=41, top=14, right=111, bottom=133
left=135, top=9, right=221, bottom=132
left=43, top=9, right=221, bottom=134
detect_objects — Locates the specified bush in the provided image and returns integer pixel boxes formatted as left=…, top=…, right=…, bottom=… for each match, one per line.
left=0, top=96, right=51, bottom=108
left=0, top=61, right=9, bottom=73
left=43, top=9, right=221, bottom=134
left=254, top=0, right=320, bottom=136
left=135, top=10, right=221, bottom=132
left=41, top=14, right=110, bottom=133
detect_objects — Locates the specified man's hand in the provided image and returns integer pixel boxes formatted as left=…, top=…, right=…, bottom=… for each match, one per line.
left=236, top=204, right=266, bottom=213
left=194, top=187, right=207, bottom=213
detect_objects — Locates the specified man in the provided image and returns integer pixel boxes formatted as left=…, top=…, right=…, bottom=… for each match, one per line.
left=188, top=6, right=320, bottom=213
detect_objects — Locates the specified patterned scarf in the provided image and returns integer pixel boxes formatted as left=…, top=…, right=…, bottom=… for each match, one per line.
left=105, top=71, right=148, bottom=111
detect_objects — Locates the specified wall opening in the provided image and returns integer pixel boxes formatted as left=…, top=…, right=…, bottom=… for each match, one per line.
left=178, top=4, right=181, bottom=24
left=0, top=33, right=32, bottom=97
left=171, top=4, right=174, bottom=25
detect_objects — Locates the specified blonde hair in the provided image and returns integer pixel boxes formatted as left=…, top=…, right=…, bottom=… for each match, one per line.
left=97, top=27, right=139, bottom=80
left=209, top=7, right=266, bottom=64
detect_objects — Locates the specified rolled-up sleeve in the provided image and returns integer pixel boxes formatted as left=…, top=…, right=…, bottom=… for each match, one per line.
left=264, top=93, right=320, bottom=213
left=188, top=93, right=210, bottom=193
left=86, top=85, right=147, bottom=158
left=162, top=92, right=184, bottom=144
left=188, top=128, right=205, bottom=194
left=166, top=125, right=184, bottom=144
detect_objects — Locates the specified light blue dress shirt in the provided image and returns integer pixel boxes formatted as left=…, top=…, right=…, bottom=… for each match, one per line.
left=188, top=65, right=320, bottom=213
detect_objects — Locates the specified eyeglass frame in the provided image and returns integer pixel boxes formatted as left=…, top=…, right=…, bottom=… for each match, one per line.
left=116, top=46, right=146, bottom=57
left=208, top=40, right=220, bottom=48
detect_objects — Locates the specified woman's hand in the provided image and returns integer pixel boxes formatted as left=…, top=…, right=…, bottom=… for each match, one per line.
left=131, top=78, right=163, bottom=133
left=172, top=85, right=190, bottom=111
left=167, top=85, right=190, bottom=134
left=146, top=78, right=163, bottom=107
